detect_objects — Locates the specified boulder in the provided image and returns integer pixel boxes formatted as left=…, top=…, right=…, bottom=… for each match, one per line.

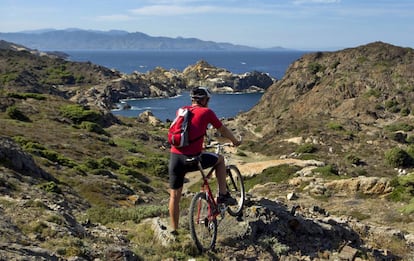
left=137, top=110, right=162, bottom=127
left=0, top=137, right=55, bottom=181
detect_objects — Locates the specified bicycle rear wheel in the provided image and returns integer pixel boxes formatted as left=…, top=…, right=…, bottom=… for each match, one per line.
left=226, top=165, right=245, bottom=217
left=189, top=192, right=217, bottom=252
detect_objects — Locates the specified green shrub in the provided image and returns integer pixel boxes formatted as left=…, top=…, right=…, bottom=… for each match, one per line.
left=407, top=145, right=414, bottom=158
left=311, top=164, right=339, bottom=178
left=59, top=104, right=102, bottom=125
left=0, top=73, right=18, bottom=84
left=236, top=151, right=247, bottom=157
left=384, top=123, right=414, bottom=132
left=296, top=143, right=317, bottom=154
left=327, top=121, right=344, bottom=131
left=38, top=181, right=62, bottom=194
left=12, top=135, right=31, bottom=145
left=90, top=169, right=114, bottom=177
left=81, top=158, right=100, bottom=170
left=387, top=132, right=408, bottom=143
left=6, top=106, right=31, bottom=122
left=364, top=89, right=381, bottom=98
left=385, top=147, right=413, bottom=168
left=7, top=92, right=46, bottom=100
left=400, top=107, right=410, bottom=116
left=85, top=205, right=168, bottom=225
left=357, top=56, right=368, bottom=63
left=243, top=164, right=301, bottom=191
left=124, top=157, right=148, bottom=168
left=23, top=142, right=76, bottom=167
left=123, top=156, right=167, bottom=177
left=46, top=65, right=76, bottom=84
left=345, top=154, right=362, bottom=165
left=401, top=198, right=414, bottom=214
left=308, top=62, right=324, bottom=74
left=76, top=158, right=117, bottom=174
left=79, top=121, right=107, bottom=135
left=387, top=174, right=414, bottom=204
left=98, top=157, right=120, bottom=170
left=118, top=166, right=150, bottom=183
left=384, top=100, right=400, bottom=113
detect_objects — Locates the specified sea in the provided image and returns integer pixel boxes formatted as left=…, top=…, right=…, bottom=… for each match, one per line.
left=66, top=50, right=308, bottom=121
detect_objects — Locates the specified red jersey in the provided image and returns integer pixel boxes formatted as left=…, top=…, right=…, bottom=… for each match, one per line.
left=170, top=105, right=222, bottom=155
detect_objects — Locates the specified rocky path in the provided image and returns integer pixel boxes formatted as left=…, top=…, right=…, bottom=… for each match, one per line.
left=236, top=158, right=324, bottom=177
left=183, top=155, right=324, bottom=194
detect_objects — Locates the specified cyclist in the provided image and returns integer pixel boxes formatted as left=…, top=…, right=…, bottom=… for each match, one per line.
left=168, top=87, right=241, bottom=235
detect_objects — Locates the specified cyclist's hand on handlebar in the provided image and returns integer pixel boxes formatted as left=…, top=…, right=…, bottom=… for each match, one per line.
left=232, top=135, right=242, bottom=147
left=232, top=139, right=242, bottom=147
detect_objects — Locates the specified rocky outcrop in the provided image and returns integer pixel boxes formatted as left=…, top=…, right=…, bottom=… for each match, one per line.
left=0, top=137, right=55, bottom=181
left=152, top=194, right=413, bottom=260
left=69, top=60, right=275, bottom=110
left=182, top=60, right=274, bottom=92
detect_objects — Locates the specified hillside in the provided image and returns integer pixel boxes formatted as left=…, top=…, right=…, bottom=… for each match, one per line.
left=0, top=29, right=257, bottom=51
left=0, top=41, right=413, bottom=260
left=238, top=41, right=414, bottom=176
left=0, top=40, right=274, bottom=111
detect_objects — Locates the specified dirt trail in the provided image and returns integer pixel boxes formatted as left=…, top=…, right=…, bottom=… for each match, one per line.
left=235, top=158, right=322, bottom=177
left=184, top=156, right=324, bottom=193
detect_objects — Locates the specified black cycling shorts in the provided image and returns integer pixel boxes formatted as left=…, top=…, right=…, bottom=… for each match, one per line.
left=169, top=152, right=218, bottom=189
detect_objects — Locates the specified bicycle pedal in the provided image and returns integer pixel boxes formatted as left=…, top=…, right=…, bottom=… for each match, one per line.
left=218, top=203, right=227, bottom=213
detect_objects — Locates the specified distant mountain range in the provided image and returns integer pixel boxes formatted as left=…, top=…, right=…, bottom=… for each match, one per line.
left=0, top=29, right=286, bottom=51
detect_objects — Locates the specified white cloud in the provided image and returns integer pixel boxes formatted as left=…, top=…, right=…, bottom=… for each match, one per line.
left=130, top=4, right=270, bottom=16
left=130, top=5, right=215, bottom=15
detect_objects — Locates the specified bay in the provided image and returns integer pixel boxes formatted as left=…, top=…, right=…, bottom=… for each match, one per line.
left=111, top=92, right=263, bottom=122
left=65, top=50, right=308, bottom=121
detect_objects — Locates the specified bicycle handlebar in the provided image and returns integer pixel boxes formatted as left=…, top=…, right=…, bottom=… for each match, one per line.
left=205, top=142, right=233, bottom=149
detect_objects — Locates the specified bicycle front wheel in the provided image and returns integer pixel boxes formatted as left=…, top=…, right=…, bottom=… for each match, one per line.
left=226, top=165, right=245, bottom=217
left=189, top=192, right=217, bottom=252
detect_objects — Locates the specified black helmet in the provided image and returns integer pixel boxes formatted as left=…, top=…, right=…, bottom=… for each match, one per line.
left=191, top=87, right=211, bottom=100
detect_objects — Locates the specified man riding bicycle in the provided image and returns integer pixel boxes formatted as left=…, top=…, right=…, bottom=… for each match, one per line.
left=168, top=87, right=241, bottom=235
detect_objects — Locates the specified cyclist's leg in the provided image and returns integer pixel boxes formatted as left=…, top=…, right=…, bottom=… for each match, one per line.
left=200, top=152, right=227, bottom=195
left=169, top=187, right=183, bottom=231
left=168, top=153, right=188, bottom=231
left=214, top=155, right=227, bottom=195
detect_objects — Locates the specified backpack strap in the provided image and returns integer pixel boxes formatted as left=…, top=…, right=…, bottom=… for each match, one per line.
left=187, top=106, right=205, bottom=143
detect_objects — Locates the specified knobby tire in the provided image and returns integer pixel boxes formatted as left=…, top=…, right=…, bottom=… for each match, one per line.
left=189, top=192, right=217, bottom=252
left=226, top=165, right=245, bottom=217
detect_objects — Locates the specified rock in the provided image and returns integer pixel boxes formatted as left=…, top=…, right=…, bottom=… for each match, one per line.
left=151, top=218, right=176, bottom=247
left=338, top=245, right=358, bottom=260
left=325, top=176, right=393, bottom=195
left=104, top=247, right=139, bottom=261
left=0, top=137, right=55, bottom=181
left=137, top=110, right=162, bottom=126
left=287, top=192, right=298, bottom=200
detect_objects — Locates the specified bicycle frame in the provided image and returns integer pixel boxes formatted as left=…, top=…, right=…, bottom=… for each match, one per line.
left=195, top=160, right=222, bottom=221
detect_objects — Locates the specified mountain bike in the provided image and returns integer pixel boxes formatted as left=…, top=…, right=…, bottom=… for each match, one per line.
left=188, top=142, right=245, bottom=252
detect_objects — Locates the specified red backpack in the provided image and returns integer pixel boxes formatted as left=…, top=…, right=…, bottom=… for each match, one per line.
left=168, top=106, right=203, bottom=148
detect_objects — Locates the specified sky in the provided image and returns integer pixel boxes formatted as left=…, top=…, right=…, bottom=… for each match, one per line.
left=0, top=0, right=413, bottom=50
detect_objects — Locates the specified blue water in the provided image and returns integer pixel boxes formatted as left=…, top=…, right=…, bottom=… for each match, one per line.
left=65, top=50, right=308, bottom=121
left=111, top=92, right=262, bottom=122
left=66, top=50, right=307, bottom=79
